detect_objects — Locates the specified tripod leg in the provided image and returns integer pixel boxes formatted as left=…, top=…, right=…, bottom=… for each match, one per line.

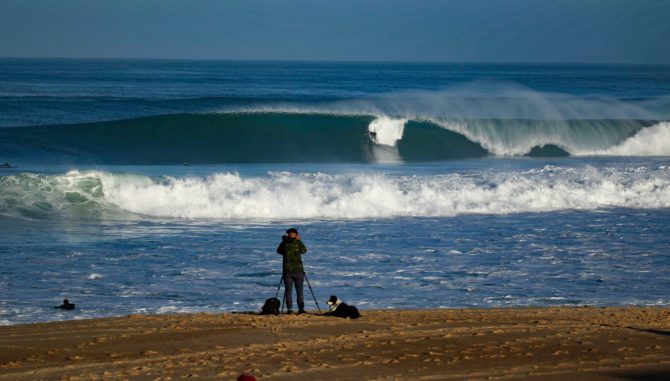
left=278, top=275, right=286, bottom=313
left=281, top=289, right=286, bottom=313
left=303, top=272, right=322, bottom=313
left=275, top=275, right=283, bottom=299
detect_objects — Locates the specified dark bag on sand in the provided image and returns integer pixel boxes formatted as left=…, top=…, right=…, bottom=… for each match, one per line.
left=261, top=297, right=280, bottom=315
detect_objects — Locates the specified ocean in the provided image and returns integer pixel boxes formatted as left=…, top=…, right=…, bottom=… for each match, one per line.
left=0, top=59, right=669, bottom=325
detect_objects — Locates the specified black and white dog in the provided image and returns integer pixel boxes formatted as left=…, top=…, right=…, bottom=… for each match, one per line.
left=325, top=295, right=360, bottom=319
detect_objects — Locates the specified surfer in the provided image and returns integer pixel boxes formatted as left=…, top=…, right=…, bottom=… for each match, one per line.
left=0, top=162, right=12, bottom=168
left=55, top=299, right=75, bottom=310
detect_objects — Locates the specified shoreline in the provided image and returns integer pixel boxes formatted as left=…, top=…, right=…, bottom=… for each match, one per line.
left=2, top=307, right=669, bottom=380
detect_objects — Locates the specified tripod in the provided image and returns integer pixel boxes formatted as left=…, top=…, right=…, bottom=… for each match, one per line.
left=275, top=272, right=321, bottom=313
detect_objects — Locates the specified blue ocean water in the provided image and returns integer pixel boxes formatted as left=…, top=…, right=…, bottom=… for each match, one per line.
left=0, top=60, right=669, bottom=324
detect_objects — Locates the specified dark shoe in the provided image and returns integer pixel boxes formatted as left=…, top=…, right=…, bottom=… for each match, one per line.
left=286, top=309, right=293, bottom=314
left=298, top=309, right=306, bottom=315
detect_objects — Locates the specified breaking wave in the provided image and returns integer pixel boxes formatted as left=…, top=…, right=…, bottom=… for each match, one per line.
left=2, top=166, right=669, bottom=220
left=1, top=111, right=668, bottom=164
left=585, top=122, right=670, bottom=156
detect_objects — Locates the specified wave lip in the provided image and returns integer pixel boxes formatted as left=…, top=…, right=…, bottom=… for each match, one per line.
left=2, top=166, right=668, bottom=221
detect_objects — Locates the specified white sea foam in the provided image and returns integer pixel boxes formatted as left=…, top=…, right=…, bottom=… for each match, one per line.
left=97, top=166, right=670, bottom=219
left=366, top=117, right=406, bottom=163
left=584, top=122, right=670, bottom=156
left=368, top=117, right=406, bottom=147
left=3, top=166, right=669, bottom=221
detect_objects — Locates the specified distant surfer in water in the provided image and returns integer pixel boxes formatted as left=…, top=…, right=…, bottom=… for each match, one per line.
left=55, top=299, right=75, bottom=310
left=0, top=162, right=12, bottom=168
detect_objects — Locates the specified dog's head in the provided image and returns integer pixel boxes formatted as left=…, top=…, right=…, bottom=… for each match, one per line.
left=327, top=295, right=341, bottom=310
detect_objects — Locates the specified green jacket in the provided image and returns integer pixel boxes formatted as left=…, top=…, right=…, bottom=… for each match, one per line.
left=276, top=237, right=307, bottom=274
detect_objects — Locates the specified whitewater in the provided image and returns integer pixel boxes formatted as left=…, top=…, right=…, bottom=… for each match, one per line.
left=1, top=163, right=670, bottom=220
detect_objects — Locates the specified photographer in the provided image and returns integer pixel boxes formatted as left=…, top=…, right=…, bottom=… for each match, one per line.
left=276, top=228, right=308, bottom=314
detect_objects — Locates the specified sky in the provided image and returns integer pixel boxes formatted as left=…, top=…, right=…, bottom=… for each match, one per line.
left=0, top=0, right=669, bottom=64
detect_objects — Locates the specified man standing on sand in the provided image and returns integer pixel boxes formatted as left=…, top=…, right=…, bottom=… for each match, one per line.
left=276, top=228, right=308, bottom=314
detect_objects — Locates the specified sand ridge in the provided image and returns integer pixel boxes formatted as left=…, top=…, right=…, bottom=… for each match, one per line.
left=1, top=307, right=669, bottom=380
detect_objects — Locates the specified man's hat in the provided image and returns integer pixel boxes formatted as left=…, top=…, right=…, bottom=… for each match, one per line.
left=286, top=228, right=298, bottom=234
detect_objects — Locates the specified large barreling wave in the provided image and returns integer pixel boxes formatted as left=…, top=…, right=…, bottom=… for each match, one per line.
left=0, top=86, right=670, bottom=164
left=2, top=165, right=669, bottom=220
left=1, top=85, right=669, bottom=164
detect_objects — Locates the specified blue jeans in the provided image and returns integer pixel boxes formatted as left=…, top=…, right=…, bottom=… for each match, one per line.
left=283, top=272, right=304, bottom=311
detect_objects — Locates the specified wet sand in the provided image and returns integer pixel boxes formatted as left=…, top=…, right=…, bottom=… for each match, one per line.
left=1, top=307, right=669, bottom=380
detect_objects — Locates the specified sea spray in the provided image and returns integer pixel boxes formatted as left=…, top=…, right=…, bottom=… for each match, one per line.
left=226, top=83, right=666, bottom=121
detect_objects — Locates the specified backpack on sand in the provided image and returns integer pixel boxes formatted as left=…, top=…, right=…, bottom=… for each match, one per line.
left=260, top=297, right=280, bottom=315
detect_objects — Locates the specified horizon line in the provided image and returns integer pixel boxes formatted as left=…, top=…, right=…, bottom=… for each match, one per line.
left=1, top=56, right=669, bottom=66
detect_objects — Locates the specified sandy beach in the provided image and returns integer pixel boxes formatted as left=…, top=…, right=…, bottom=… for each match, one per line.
left=1, top=307, right=669, bottom=380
